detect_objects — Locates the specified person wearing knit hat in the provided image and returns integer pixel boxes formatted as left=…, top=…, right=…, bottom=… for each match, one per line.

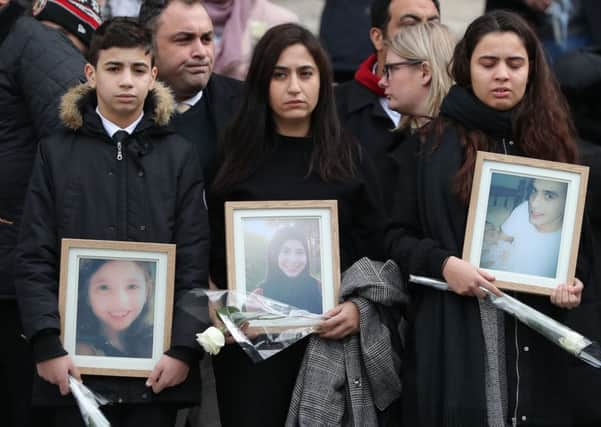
left=32, top=0, right=102, bottom=52
left=0, top=1, right=88, bottom=426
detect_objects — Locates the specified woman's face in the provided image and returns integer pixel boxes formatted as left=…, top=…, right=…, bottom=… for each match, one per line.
left=277, top=239, right=308, bottom=278
left=378, top=50, right=429, bottom=115
left=470, top=31, right=529, bottom=111
left=528, top=179, right=567, bottom=232
left=269, top=43, right=320, bottom=136
left=88, top=261, right=148, bottom=334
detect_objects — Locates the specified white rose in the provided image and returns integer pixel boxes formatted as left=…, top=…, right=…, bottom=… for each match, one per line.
left=558, top=331, right=587, bottom=354
left=196, top=326, right=225, bottom=355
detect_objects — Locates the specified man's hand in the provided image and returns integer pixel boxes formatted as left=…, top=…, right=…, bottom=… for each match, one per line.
left=36, top=355, right=81, bottom=396
left=146, top=355, right=190, bottom=394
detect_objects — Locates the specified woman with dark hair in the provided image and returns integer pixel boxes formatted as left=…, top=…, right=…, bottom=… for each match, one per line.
left=209, top=22, right=385, bottom=427
left=256, top=226, right=322, bottom=314
left=76, top=259, right=154, bottom=358
left=387, top=10, right=601, bottom=426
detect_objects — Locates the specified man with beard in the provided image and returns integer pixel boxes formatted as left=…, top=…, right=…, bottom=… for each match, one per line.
left=139, top=0, right=241, bottom=185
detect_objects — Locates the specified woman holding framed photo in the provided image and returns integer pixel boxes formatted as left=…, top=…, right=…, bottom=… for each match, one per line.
left=208, top=23, right=389, bottom=427
left=387, top=10, right=601, bottom=427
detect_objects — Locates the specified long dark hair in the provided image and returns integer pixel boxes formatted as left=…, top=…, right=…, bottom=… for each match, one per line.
left=212, top=23, right=356, bottom=194
left=438, top=10, right=577, bottom=202
left=76, top=259, right=154, bottom=353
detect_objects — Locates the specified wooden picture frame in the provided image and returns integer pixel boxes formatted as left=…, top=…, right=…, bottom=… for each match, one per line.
left=463, top=151, right=589, bottom=295
left=59, top=239, right=176, bottom=377
left=225, top=200, right=341, bottom=315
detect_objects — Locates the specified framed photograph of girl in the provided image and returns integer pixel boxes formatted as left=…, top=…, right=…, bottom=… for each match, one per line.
left=463, top=151, right=589, bottom=295
left=225, top=200, right=341, bottom=315
left=58, top=239, right=176, bottom=377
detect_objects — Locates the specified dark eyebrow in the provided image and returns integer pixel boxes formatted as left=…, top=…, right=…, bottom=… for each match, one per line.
left=104, top=61, right=124, bottom=67
left=399, top=13, right=420, bottom=21
left=132, top=62, right=150, bottom=68
left=478, top=55, right=499, bottom=61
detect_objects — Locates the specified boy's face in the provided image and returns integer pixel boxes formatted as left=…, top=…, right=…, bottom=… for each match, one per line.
left=528, top=179, right=567, bottom=233
left=85, top=47, right=157, bottom=128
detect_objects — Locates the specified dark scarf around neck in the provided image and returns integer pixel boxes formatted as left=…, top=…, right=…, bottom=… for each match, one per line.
left=439, top=85, right=514, bottom=140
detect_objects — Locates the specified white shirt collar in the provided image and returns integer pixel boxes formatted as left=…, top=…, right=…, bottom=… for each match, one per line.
left=379, top=97, right=401, bottom=127
left=180, top=90, right=203, bottom=108
left=96, top=107, right=144, bottom=137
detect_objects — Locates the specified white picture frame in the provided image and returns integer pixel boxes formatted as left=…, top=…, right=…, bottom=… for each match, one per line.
left=225, top=200, right=340, bottom=314
left=59, top=239, right=175, bottom=377
left=463, top=152, right=589, bottom=295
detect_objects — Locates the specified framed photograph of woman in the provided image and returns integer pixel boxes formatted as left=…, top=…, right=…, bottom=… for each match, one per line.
left=225, top=200, right=340, bottom=315
left=58, top=239, right=176, bottom=377
left=463, top=152, right=589, bottom=295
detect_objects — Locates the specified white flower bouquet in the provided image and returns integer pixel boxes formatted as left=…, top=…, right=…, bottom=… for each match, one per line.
left=196, top=290, right=323, bottom=362
left=410, top=275, right=601, bottom=368
left=69, top=376, right=110, bottom=427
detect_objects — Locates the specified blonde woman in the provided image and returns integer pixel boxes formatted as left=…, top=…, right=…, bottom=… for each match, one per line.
left=378, top=22, right=455, bottom=129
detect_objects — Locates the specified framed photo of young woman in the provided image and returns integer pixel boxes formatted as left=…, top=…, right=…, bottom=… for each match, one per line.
left=463, top=151, right=589, bottom=295
left=225, top=200, right=341, bottom=315
left=58, top=239, right=176, bottom=377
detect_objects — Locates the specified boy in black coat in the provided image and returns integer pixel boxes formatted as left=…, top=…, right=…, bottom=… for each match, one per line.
left=15, top=17, right=209, bottom=426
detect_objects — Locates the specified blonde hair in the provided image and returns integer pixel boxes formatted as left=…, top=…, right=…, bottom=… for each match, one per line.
left=387, top=22, right=456, bottom=130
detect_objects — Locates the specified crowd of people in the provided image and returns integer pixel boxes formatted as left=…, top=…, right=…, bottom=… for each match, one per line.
left=0, top=0, right=600, bottom=426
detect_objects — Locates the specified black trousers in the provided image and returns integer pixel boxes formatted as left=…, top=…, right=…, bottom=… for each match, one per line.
left=0, top=299, right=37, bottom=427
left=53, top=404, right=178, bottom=427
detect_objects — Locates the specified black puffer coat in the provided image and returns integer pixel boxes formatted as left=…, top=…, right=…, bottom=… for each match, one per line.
left=15, top=82, right=210, bottom=406
left=0, top=5, right=86, bottom=298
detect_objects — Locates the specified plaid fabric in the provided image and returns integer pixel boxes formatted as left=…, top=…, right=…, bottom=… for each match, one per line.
left=286, top=258, right=408, bottom=427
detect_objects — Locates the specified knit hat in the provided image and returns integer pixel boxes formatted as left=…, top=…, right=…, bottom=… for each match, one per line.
left=32, top=0, right=102, bottom=47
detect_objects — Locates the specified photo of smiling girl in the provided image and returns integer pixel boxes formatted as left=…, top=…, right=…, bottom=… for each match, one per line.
left=255, top=226, right=322, bottom=314
left=76, top=258, right=155, bottom=358
left=481, top=176, right=568, bottom=277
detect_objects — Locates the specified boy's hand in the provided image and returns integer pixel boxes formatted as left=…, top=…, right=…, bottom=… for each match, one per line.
left=36, top=355, right=81, bottom=396
left=146, top=355, right=189, bottom=394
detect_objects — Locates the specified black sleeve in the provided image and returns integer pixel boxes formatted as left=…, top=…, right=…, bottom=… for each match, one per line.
left=350, top=145, right=388, bottom=263
left=18, top=24, right=85, bottom=140
left=385, top=135, right=454, bottom=280
left=168, top=146, right=211, bottom=361
left=14, top=139, right=66, bottom=361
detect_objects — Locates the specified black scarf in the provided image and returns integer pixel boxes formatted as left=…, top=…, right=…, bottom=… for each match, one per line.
left=439, top=85, right=514, bottom=140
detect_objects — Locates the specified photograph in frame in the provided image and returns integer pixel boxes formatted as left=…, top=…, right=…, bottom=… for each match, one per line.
left=463, top=152, right=589, bottom=295
left=225, top=200, right=340, bottom=315
left=59, top=239, right=176, bottom=377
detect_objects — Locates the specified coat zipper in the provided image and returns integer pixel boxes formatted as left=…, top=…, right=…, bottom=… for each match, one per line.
left=116, top=140, right=127, bottom=238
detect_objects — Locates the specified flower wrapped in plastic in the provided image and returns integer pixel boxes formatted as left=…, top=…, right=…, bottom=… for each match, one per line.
left=68, top=375, right=111, bottom=427
left=409, top=275, right=601, bottom=368
left=196, top=289, right=323, bottom=362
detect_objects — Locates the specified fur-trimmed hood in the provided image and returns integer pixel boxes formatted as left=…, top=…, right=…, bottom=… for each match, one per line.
left=59, top=81, right=175, bottom=130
